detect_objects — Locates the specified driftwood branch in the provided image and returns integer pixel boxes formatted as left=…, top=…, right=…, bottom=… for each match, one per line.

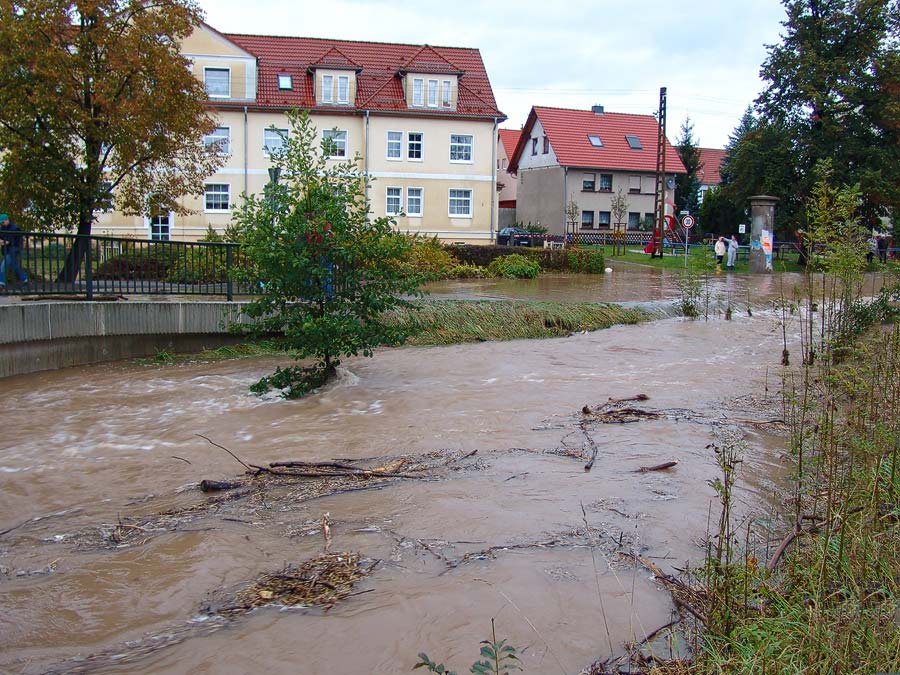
left=200, top=479, right=243, bottom=492
left=196, top=434, right=253, bottom=472
left=636, top=460, right=678, bottom=473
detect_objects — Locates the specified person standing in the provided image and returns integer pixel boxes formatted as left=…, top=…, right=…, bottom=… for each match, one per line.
left=877, top=235, right=889, bottom=263
left=714, top=236, right=726, bottom=269
left=0, top=214, right=29, bottom=289
left=727, top=235, right=739, bottom=270
left=867, top=235, right=878, bottom=264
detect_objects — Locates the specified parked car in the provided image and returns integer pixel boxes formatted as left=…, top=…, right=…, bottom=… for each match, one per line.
left=497, top=227, right=532, bottom=246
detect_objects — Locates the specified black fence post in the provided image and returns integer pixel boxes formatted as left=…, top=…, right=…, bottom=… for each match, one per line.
left=226, top=244, right=234, bottom=302
left=84, top=235, right=93, bottom=300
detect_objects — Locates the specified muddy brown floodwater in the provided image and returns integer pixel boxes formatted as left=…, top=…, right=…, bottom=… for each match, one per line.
left=0, top=269, right=813, bottom=674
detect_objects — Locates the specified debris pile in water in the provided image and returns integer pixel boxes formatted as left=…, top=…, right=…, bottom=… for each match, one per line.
left=219, top=552, right=370, bottom=614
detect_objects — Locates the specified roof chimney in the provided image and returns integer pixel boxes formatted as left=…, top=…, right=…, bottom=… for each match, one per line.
left=591, top=105, right=604, bottom=115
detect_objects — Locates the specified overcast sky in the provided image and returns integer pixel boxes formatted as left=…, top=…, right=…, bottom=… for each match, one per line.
left=199, top=0, right=789, bottom=149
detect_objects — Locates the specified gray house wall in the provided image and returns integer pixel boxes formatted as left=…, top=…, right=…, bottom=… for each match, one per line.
left=515, top=166, right=566, bottom=234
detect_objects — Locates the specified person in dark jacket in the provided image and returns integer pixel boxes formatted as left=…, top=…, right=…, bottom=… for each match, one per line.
left=0, top=214, right=29, bottom=288
left=877, top=235, right=889, bottom=264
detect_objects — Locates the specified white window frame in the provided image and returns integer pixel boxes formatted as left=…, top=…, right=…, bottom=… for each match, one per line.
left=385, top=186, right=402, bottom=216
left=337, top=75, right=350, bottom=104
left=145, top=210, right=173, bottom=241
left=449, top=134, right=474, bottom=163
left=203, top=126, right=230, bottom=155
left=386, top=130, right=402, bottom=160
left=448, top=188, right=473, bottom=218
left=427, top=79, right=438, bottom=107
left=204, top=67, right=230, bottom=98
left=263, top=128, right=289, bottom=156
left=323, top=129, right=347, bottom=158
left=412, top=78, right=424, bottom=106
left=441, top=80, right=452, bottom=107
left=628, top=175, right=642, bottom=193
left=581, top=210, right=594, bottom=229
left=406, top=187, right=423, bottom=217
left=407, top=131, right=423, bottom=161
left=322, top=74, right=334, bottom=103
left=204, top=183, right=231, bottom=212
left=278, top=74, right=292, bottom=90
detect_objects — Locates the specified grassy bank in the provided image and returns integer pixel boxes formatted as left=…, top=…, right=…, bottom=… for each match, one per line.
left=681, top=271, right=900, bottom=674
left=384, top=299, right=648, bottom=346
left=146, top=299, right=650, bottom=365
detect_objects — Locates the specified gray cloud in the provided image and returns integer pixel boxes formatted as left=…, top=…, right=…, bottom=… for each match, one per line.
left=201, top=0, right=787, bottom=147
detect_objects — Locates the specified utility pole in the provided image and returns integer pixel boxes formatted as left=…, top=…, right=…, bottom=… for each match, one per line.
left=652, top=87, right=667, bottom=258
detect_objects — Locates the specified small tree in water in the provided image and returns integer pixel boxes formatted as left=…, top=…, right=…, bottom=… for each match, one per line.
left=232, top=110, right=423, bottom=398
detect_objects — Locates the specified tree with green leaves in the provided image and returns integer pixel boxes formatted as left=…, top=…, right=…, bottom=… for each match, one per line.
left=0, top=1, right=223, bottom=280
left=231, top=110, right=424, bottom=399
left=756, top=0, right=900, bottom=230
left=674, top=117, right=701, bottom=218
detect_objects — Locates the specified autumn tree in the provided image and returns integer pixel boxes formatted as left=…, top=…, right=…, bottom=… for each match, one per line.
left=674, top=117, right=701, bottom=218
left=0, top=1, right=223, bottom=280
left=756, top=0, right=900, bottom=229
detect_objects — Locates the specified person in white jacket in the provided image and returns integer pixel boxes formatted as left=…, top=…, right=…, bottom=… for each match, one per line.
left=714, top=236, right=726, bottom=268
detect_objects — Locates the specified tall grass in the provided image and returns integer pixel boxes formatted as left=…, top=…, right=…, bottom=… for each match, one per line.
left=689, top=163, right=900, bottom=674
left=383, top=300, right=648, bottom=345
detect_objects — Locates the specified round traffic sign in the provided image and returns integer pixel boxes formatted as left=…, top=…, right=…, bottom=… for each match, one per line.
left=682, top=215, right=695, bottom=229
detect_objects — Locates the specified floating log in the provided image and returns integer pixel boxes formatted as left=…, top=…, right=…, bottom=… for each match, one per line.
left=636, top=460, right=678, bottom=473
left=200, top=479, right=243, bottom=492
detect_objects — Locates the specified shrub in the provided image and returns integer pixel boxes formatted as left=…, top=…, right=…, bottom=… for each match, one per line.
left=94, top=247, right=173, bottom=280
left=406, top=236, right=459, bottom=281
left=450, top=263, right=488, bottom=279
left=566, top=248, right=606, bottom=273
left=487, top=254, right=540, bottom=279
left=166, top=246, right=230, bottom=283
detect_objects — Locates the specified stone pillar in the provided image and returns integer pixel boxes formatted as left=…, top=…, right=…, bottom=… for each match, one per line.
left=748, top=195, right=779, bottom=273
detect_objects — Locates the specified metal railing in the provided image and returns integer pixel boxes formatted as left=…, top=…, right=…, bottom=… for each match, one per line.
left=0, top=232, right=248, bottom=300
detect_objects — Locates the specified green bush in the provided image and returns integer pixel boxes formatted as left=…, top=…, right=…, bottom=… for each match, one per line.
left=94, top=247, right=173, bottom=280
left=450, top=263, right=488, bottom=279
left=487, top=254, right=540, bottom=279
left=405, top=236, right=460, bottom=281
left=566, top=248, right=606, bottom=273
left=166, top=246, right=229, bottom=283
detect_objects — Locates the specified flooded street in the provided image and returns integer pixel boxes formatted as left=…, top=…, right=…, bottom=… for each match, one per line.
left=0, top=270, right=805, bottom=674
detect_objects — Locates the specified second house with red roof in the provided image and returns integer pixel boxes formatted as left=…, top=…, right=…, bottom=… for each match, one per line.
left=507, top=106, right=685, bottom=236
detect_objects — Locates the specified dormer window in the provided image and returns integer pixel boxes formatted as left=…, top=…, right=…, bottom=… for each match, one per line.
left=338, top=75, right=349, bottom=103
left=427, top=79, right=438, bottom=107
left=278, top=74, right=292, bottom=90
left=322, top=75, right=334, bottom=103
left=442, top=80, right=452, bottom=107
left=588, top=134, right=603, bottom=147
left=626, top=135, right=643, bottom=150
left=412, top=78, right=424, bottom=106
left=204, top=67, right=230, bottom=98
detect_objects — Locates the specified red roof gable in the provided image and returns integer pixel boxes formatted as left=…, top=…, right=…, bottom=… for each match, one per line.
left=498, top=129, right=521, bottom=160
left=509, top=106, right=685, bottom=174
left=220, top=33, right=503, bottom=119
left=697, top=147, right=727, bottom=186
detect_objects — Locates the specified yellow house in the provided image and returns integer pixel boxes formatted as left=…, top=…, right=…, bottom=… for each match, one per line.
left=96, top=23, right=506, bottom=243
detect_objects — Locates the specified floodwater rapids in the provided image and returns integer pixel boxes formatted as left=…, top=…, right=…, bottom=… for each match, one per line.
left=0, top=269, right=818, bottom=674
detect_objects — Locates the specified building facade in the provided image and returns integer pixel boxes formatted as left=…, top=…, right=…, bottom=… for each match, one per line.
left=508, top=106, right=685, bottom=235
left=497, top=128, right=521, bottom=228
left=96, top=23, right=505, bottom=243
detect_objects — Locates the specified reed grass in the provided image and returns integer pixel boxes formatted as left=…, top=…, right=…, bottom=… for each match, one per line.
left=384, top=300, right=648, bottom=345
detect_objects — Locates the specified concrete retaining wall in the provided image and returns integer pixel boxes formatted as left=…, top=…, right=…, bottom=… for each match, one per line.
left=0, top=301, right=253, bottom=378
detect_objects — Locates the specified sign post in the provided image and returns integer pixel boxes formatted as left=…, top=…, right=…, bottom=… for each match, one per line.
left=681, top=214, right=695, bottom=267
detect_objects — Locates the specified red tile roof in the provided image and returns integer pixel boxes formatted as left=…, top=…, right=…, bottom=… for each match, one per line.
left=219, top=32, right=503, bottom=119
left=697, top=147, right=727, bottom=186
left=508, top=106, right=685, bottom=174
left=498, top=129, right=521, bottom=160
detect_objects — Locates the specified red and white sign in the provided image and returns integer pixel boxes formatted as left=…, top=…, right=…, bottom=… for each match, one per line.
left=682, top=215, right=695, bottom=229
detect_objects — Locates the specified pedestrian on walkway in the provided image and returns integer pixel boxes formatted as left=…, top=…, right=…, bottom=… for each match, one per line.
left=0, top=214, right=29, bottom=289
